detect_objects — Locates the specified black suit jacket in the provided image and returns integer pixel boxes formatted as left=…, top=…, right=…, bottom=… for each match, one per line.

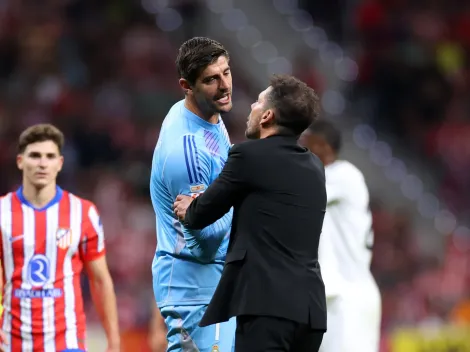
left=182, top=134, right=327, bottom=330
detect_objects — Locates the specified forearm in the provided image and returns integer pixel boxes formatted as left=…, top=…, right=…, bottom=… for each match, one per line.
left=89, top=274, right=120, bottom=347
left=184, top=209, right=233, bottom=262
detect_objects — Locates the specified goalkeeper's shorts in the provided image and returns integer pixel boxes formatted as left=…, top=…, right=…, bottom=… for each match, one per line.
left=160, top=304, right=235, bottom=352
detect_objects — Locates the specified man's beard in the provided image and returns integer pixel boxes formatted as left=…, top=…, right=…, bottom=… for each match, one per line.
left=245, top=126, right=260, bottom=140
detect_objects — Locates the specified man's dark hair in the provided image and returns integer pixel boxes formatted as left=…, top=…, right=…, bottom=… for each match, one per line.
left=267, top=74, right=320, bottom=136
left=308, top=119, right=342, bottom=153
left=18, top=123, right=64, bottom=154
left=176, top=37, right=229, bottom=85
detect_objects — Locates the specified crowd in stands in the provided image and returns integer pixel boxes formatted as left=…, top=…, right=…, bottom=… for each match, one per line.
left=0, top=1, right=250, bottom=343
left=350, top=0, right=470, bottom=347
left=1, top=0, right=469, bottom=350
left=353, top=0, right=470, bottom=219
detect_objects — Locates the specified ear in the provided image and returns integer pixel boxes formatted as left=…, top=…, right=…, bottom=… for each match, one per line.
left=58, top=155, right=64, bottom=172
left=179, top=78, right=192, bottom=95
left=16, top=154, right=23, bottom=171
left=260, top=109, right=275, bottom=126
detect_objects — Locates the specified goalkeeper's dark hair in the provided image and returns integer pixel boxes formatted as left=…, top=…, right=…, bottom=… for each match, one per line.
left=308, top=120, right=342, bottom=153
left=176, top=37, right=229, bottom=85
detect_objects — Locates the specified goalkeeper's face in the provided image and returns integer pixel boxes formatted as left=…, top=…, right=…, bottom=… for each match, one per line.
left=192, top=55, right=233, bottom=115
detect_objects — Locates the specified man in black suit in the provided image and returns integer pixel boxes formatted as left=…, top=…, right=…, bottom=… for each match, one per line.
left=173, top=74, right=327, bottom=351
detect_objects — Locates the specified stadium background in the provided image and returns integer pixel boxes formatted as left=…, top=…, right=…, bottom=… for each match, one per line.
left=1, top=0, right=470, bottom=351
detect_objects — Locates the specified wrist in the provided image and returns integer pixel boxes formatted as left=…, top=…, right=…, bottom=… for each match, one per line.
left=108, top=334, right=120, bottom=347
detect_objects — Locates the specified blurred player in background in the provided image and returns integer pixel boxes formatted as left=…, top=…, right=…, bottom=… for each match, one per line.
left=149, top=37, right=235, bottom=351
left=0, top=124, right=120, bottom=352
left=301, top=120, right=382, bottom=352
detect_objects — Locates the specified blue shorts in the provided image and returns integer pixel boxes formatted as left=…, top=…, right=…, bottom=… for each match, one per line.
left=160, top=305, right=235, bottom=352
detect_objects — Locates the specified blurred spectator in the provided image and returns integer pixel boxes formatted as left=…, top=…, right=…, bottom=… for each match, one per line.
left=3, top=0, right=470, bottom=350
left=351, top=0, right=470, bottom=220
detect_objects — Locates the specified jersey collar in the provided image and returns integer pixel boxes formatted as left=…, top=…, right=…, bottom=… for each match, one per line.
left=16, top=185, right=64, bottom=211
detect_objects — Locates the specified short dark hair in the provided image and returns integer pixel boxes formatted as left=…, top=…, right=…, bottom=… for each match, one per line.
left=18, top=124, right=64, bottom=154
left=267, top=74, right=320, bottom=136
left=308, top=119, right=342, bottom=153
left=176, top=37, right=229, bottom=85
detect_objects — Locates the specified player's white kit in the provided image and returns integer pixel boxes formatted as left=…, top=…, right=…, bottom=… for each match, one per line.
left=319, top=160, right=381, bottom=352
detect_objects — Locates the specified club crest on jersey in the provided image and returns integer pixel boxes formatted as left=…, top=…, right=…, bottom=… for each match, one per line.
left=211, top=345, right=219, bottom=352
left=56, top=228, right=72, bottom=249
left=190, top=183, right=205, bottom=193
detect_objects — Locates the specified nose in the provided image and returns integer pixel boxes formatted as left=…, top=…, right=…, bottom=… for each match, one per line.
left=219, top=76, right=230, bottom=91
left=38, top=157, right=48, bottom=168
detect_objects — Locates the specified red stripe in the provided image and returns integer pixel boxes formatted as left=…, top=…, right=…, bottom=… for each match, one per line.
left=54, top=193, right=70, bottom=351
left=32, top=210, right=46, bottom=350
left=10, top=193, right=24, bottom=352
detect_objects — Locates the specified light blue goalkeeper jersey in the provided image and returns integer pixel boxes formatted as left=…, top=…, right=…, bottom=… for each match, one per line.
left=150, top=100, right=233, bottom=307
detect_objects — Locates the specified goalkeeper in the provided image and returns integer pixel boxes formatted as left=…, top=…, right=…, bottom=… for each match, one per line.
left=149, top=37, right=235, bottom=352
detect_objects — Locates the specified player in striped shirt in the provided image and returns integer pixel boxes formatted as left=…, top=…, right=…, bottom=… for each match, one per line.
left=0, top=124, right=120, bottom=352
left=150, top=37, right=235, bottom=351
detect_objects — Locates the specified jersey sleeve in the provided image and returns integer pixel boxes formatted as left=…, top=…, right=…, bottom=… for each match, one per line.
left=163, top=134, right=211, bottom=198
left=80, top=203, right=106, bottom=262
left=162, top=134, right=232, bottom=262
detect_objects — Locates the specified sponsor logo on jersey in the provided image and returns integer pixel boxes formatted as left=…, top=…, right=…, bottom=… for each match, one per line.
left=14, top=254, right=63, bottom=298
left=27, top=254, right=50, bottom=287
left=190, top=184, right=205, bottom=193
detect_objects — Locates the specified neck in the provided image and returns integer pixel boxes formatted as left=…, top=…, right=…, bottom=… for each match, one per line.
left=259, top=126, right=282, bottom=139
left=184, top=97, right=219, bottom=124
left=260, top=126, right=298, bottom=140
left=323, top=155, right=337, bottom=166
left=21, top=181, right=57, bottom=208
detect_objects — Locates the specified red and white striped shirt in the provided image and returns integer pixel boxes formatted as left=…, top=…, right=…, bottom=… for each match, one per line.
left=0, top=186, right=106, bottom=352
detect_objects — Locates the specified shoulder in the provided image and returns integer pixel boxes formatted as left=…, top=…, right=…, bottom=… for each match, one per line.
left=229, top=138, right=268, bottom=156
left=229, top=139, right=255, bottom=153
left=65, top=192, right=99, bottom=217
left=309, top=152, right=324, bottom=170
left=163, top=133, right=211, bottom=166
left=0, top=192, right=14, bottom=212
left=0, top=192, right=13, bottom=201
left=327, top=160, right=364, bottom=181
left=326, top=160, right=367, bottom=193
left=163, top=100, right=185, bottom=121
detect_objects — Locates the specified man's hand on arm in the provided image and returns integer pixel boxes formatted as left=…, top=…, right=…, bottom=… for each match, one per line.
left=173, top=144, right=248, bottom=230
left=173, top=195, right=194, bottom=222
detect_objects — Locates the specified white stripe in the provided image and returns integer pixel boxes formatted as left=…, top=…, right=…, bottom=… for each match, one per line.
left=88, top=206, right=104, bottom=253
left=21, top=205, right=35, bottom=351
left=1, top=194, right=13, bottom=352
left=215, top=323, right=220, bottom=341
left=220, top=119, right=231, bottom=145
left=43, top=203, right=59, bottom=352
left=64, top=194, right=82, bottom=348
